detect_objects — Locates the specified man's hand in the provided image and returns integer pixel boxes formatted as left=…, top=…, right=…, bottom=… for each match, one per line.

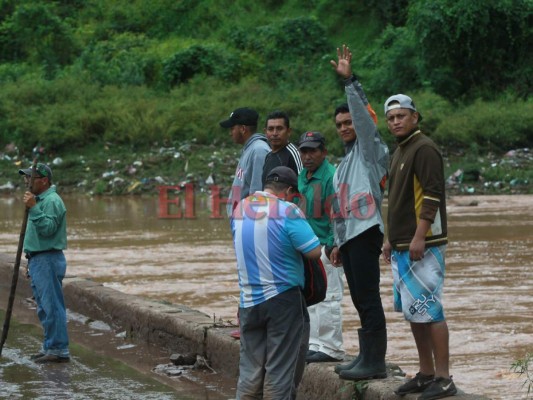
left=330, top=44, right=352, bottom=79
left=410, top=219, right=431, bottom=261
left=23, top=191, right=37, bottom=209
left=329, top=246, right=342, bottom=267
left=409, top=237, right=426, bottom=262
left=382, top=240, right=392, bottom=264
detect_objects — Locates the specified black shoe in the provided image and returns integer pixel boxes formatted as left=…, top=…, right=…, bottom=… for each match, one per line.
left=395, top=372, right=434, bottom=396
left=306, top=351, right=342, bottom=363
left=418, top=376, right=457, bottom=400
left=30, top=352, right=45, bottom=360
left=34, top=354, right=70, bottom=364
left=306, top=350, right=317, bottom=358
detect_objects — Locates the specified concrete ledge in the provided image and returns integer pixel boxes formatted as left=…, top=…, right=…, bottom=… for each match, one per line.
left=0, top=254, right=489, bottom=400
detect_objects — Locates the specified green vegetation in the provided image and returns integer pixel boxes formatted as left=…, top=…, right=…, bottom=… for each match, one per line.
left=0, top=0, right=531, bottom=195
left=511, top=353, right=533, bottom=398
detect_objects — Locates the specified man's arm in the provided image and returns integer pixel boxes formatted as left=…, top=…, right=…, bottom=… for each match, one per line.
left=331, top=45, right=381, bottom=161
left=410, top=146, right=446, bottom=260
left=286, top=205, right=322, bottom=260
left=249, top=147, right=269, bottom=193
left=410, top=219, right=431, bottom=261
left=302, top=244, right=322, bottom=260
left=28, top=197, right=65, bottom=237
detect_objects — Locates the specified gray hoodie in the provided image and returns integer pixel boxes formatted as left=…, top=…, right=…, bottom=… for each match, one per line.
left=227, top=133, right=270, bottom=215
left=332, top=80, right=390, bottom=248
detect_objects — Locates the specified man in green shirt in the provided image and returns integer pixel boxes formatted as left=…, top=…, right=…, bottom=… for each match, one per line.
left=297, top=131, right=345, bottom=363
left=19, top=162, right=70, bottom=363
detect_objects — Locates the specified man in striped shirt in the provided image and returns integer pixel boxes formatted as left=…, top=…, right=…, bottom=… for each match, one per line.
left=231, top=166, right=321, bottom=400
left=261, top=110, right=303, bottom=186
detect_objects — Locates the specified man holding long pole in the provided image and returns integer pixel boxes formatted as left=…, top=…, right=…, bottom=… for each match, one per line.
left=18, top=162, right=70, bottom=363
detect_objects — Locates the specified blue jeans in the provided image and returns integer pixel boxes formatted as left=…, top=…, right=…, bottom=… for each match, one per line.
left=29, top=251, right=70, bottom=357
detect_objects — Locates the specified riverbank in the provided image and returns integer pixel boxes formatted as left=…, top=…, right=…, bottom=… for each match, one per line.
left=0, top=254, right=490, bottom=400
left=0, top=142, right=531, bottom=196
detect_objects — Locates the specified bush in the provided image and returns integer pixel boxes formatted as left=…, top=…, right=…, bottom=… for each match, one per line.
left=228, top=16, right=331, bottom=83
left=362, top=25, right=422, bottom=99
left=432, top=98, right=533, bottom=152
left=408, top=0, right=532, bottom=100
left=162, top=44, right=245, bottom=87
left=76, top=33, right=160, bottom=86
left=0, top=2, right=79, bottom=76
left=0, top=62, right=37, bottom=83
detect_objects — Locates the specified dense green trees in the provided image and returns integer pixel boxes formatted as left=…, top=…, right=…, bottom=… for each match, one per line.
left=364, top=0, right=532, bottom=100
left=0, top=0, right=530, bottom=155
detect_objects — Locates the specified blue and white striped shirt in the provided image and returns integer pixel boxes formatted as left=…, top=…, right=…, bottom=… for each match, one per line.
left=231, top=191, right=320, bottom=308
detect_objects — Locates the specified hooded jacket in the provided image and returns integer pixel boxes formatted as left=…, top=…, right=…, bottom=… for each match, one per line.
left=332, top=79, right=389, bottom=248
left=227, top=133, right=270, bottom=215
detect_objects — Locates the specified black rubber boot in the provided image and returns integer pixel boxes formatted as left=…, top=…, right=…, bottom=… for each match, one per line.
left=334, top=328, right=363, bottom=374
left=339, top=329, right=387, bottom=381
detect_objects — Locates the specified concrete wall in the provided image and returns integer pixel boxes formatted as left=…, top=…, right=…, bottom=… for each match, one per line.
left=0, top=254, right=489, bottom=400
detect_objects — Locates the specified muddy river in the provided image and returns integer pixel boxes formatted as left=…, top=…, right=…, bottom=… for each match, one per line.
left=1, top=193, right=532, bottom=400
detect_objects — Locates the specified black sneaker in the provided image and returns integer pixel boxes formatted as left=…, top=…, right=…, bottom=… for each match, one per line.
left=419, top=376, right=457, bottom=400
left=30, top=352, right=45, bottom=360
left=394, top=372, right=434, bottom=396
left=34, top=354, right=70, bottom=364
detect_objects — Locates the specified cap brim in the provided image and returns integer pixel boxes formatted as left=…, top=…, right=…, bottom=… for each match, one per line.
left=19, top=167, right=45, bottom=177
left=298, top=141, right=322, bottom=149
left=265, top=178, right=299, bottom=189
left=219, top=119, right=235, bottom=128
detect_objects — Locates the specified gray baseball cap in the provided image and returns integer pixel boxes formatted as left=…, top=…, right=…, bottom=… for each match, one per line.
left=384, top=94, right=422, bottom=121
left=298, top=131, right=326, bottom=149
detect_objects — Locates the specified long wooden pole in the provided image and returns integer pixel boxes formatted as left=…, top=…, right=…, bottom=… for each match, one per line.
left=0, top=158, right=38, bottom=356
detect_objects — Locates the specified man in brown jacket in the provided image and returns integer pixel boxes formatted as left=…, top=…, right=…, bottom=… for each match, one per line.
left=382, top=94, right=456, bottom=400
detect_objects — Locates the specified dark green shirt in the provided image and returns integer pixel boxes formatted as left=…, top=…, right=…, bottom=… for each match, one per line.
left=297, top=159, right=336, bottom=248
left=24, top=185, right=67, bottom=253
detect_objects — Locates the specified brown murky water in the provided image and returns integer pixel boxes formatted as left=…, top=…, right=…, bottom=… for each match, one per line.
left=1, top=193, right=532, bottom=399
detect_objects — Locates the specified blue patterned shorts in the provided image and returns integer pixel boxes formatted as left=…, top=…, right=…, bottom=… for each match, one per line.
left=391, top=245, right=447, bottom=323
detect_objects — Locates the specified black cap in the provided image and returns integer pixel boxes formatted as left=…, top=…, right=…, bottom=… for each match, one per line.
left=265, top=166, right=298, bottom=189
left=298, top=131, right=326, bottom=149
left=19, top=163, right=53, bottom=180
left=219, top=107, right=259, bottom=128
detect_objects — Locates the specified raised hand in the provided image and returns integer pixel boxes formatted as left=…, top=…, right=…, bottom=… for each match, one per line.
left=330, top=44, right=352, bottom=79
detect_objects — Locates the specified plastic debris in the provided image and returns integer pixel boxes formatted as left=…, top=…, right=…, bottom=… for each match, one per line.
left=102, top=171, right=118, bottom=178
left=127, top=181, right=141, bottom=192
left=0, top=181, right=15, bottom=190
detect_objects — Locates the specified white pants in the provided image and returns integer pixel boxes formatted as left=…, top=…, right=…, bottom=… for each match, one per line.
left=308, top=247, right=345, bottom=359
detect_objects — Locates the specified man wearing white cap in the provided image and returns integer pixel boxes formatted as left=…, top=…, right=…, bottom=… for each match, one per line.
left=382, top=94, right=456, bottom=400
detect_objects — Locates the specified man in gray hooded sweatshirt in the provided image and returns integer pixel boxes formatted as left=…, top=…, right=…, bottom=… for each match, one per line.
left=220, top=107, right=270, bottom=216
left=329, top=45, right=390, bottom=382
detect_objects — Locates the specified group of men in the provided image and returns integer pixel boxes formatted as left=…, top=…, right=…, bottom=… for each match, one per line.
left=15, top=43, right=454, bottom=400
left=222, top=45, right=455, bottom=400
